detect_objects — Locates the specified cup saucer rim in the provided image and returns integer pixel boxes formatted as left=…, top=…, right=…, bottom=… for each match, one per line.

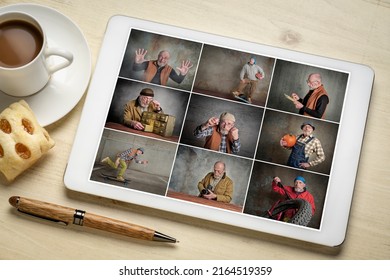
left=0, top=3, right=92, bottom=127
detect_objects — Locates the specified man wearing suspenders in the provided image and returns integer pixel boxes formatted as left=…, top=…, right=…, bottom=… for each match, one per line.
left=280, top=122, right=325, bottom=169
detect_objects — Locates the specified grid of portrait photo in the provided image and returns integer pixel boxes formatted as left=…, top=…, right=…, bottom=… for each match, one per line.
left=90, top=29, right=349, bottom=230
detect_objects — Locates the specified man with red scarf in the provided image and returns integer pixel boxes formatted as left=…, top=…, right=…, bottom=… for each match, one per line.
left=291, top=73, right=329, bottom=119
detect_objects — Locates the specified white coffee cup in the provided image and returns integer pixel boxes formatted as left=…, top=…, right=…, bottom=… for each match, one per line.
left=0, top=11, right=73, bottom=97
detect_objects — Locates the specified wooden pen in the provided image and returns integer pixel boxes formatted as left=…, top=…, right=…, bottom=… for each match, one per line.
left=8, top=196, right=177, bottom=243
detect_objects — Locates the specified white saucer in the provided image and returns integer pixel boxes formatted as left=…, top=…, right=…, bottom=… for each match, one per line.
left=0, top=4, right=91, bottom=127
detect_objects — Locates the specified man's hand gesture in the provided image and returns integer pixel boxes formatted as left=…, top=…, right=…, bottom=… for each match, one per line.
left=135, top=48, right=148, bottom=64
left=176, top=60, right=193, bottom=75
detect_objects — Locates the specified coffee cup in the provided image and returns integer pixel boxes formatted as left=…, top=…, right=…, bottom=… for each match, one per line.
left=0, top=11, right=73, bottom=97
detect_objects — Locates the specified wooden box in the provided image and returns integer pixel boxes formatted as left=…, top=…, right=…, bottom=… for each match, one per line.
left=141, top=112, right=176, bottom=137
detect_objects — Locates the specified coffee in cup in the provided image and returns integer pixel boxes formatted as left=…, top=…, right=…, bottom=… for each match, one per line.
left=0, top=11, right=73, bottom=97
left=0, top=19, right=43, bottom=68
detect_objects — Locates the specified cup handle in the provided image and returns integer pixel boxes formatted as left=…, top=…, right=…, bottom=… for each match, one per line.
left=45, top=48, right=74, bottom=74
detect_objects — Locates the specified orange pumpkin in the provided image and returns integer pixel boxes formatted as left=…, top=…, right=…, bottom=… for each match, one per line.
left=282, top=133, right=296, bottom=147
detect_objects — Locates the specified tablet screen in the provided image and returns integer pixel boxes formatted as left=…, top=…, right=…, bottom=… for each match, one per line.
left=89, top=27, right=350, bottom=231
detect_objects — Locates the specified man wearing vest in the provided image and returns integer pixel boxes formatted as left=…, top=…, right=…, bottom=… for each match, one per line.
left=193, top=112, right=241, bottom=154
left=198, top=161, right=233, bottom=203
left=290, top=73, right=329, bottom=119
left=133, top=48, right=193, bottom=86
left=123, top=88, right=163, bottom=130
left=101, top=147, right=148, bottom=182
left=280, top=122, right=325, bottom=169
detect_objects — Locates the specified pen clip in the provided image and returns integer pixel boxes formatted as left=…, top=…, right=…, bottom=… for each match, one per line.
left=17, top=209, right=69, bottom=226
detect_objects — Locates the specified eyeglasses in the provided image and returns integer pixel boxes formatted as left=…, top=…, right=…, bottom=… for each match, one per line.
left=220, top=120, right=235, bottom=127
left=306, top=79, right=320, bottom=85
left=141, top=96, right=153, bottom=102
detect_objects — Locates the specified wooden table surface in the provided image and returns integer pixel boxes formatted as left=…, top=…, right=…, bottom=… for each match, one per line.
left=0, top=0, right=389, bottom=260
left=166, top=191, right=243, bottom=212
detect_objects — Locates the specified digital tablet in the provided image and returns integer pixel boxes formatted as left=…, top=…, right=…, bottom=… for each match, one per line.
left=64, top=15, right=374, bottom=247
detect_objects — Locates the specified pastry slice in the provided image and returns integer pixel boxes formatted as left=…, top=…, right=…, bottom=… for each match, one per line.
left=0, top=100, right=55, bottom=182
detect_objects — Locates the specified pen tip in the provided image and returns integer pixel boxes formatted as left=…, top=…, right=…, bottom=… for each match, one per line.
left=153, top=231, right=178, bottom=243
left=9, top=196, right=19, bottom=207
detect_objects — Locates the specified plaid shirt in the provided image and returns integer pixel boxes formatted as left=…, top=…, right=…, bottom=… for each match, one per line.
left=297, top=134, right=325, bottom=166
left=117, top=148, right=142, bottom=164
left=194, top=125, right=241, bottom=154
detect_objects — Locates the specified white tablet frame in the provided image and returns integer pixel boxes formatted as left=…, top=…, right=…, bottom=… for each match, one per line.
left=64, top=15, right=374, bottom=247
